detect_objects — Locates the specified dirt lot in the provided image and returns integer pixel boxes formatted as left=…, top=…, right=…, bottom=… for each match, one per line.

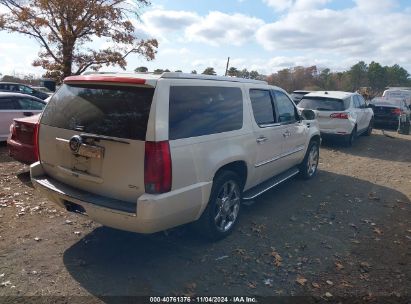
left=0, top=129, right=410, bottom=302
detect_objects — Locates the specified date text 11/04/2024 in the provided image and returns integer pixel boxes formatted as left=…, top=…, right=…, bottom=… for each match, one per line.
left=149, top=297, right=258, bottom=303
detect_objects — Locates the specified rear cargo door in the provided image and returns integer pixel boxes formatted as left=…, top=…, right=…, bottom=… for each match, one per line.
left=38, top=82, right=155, bottom=202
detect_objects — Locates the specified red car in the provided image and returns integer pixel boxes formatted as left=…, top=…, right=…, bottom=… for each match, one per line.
left=7, top=114, right=40, bottom=164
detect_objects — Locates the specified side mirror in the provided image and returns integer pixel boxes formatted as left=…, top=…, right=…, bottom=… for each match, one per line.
left=301, top=109, right=316, bottom=120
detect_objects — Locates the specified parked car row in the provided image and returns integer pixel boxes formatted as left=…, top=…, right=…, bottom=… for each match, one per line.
left=0, top=82, right=51, bottom=100
left=3, top=72, right=408, bottom=241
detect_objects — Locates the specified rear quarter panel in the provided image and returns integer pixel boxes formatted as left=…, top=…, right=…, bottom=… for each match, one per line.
left=152, top=80, right=258, bottom=192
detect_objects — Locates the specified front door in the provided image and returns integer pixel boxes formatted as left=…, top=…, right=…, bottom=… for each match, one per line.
left=248, top=88, right=289, bottom=185
left=272, top=90, right=307, bottom=166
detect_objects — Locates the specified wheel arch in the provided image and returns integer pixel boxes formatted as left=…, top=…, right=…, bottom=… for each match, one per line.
left=213, top=160, right=248, bottom=191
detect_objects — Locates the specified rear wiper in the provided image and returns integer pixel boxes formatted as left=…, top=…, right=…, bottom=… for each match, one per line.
left=316, top=108, right=333, bottom=111
left=80, top=134, right=130, bottom=145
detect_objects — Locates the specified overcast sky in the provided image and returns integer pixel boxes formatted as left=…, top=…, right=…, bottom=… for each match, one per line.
left=1, top=0, right=411, bottom=76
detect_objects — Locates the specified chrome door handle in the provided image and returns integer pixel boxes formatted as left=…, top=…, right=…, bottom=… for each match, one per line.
left=283, top=130, right=291, bottom=138
left=256, top=136, right=268, bottom=143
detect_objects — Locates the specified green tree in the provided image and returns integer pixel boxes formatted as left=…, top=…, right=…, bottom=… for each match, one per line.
left=153, top=69, right=164, bottom=74
left=227, top=67, right=239, bottom=77
left=202, top=67, right=216, bottom=75
left=135, top=66, right=148, bottom=73
left=249, top=70, right=260, bottom=80
left=191, top=70, right=197, bottom=74
left=368, top=61, right=386, bottom=91
left=386, top=64, right=409, bottom=86
left=348, top=61, right=368, bottom=90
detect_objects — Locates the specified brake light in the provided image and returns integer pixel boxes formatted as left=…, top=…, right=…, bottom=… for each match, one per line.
left=330, top=113, right=349, bottom=119
left=33, top=123, right=40, bottom=161
left=144, top=141, right=172, bottom=194
left=391, top=108, right=402, bottom=115
left=10, top=122, right=17, bottom=139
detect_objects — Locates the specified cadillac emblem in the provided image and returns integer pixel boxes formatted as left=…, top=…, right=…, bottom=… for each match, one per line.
left=69, top=135, right=82, bottom=153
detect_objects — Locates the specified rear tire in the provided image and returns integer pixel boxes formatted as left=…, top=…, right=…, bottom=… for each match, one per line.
left=299, top=140, right=319, bottom=179
left=364, top=119, right=373, bottom=136
left=195, top=171, right=242, bottom=241
left=345, top=126, right=357, bottom=146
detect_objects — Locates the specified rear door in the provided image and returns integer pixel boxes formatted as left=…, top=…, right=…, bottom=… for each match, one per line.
left=0, top=97, right=22, bottom=140
left=272, top=90, right=306, bottom=166
left=39, top=82, right=155, bottom=202
left=353, top=95, right=366, bottom=131
left=15, top=96, right=45, bottom=116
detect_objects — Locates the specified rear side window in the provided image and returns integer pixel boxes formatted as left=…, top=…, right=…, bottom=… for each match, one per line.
left=249, top=89, right=275, bottom=126
left=41, top=84, right=154, bottom=140
left=169, top=86, right=243, bottom=140
left=16, top=98, right=45, bottom=110
left=0, top=98, right=19, bottom=110
left=299, top=97, right=346, bottom=111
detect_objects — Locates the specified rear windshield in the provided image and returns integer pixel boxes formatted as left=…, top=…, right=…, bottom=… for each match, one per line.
left=298, top=97, right=347, bottom=111
left=41, top=84, right=154, bottom=140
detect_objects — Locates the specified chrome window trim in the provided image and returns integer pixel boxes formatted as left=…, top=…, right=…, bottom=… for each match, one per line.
left=255, top=145, right=305, bottom=168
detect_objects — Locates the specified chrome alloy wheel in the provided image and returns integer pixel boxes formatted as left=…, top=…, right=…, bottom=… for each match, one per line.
left=307, top=144, right=319, bottom=176
left=214, top=181, right=241, bottom=232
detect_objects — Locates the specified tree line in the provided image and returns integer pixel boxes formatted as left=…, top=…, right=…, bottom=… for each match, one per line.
left=136, top=61, right=410, bottom=96
left=266, top=61, right=410, bottom=95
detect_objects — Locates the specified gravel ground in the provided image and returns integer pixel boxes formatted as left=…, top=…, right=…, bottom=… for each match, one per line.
left=0, top=129, right=410, bottom=303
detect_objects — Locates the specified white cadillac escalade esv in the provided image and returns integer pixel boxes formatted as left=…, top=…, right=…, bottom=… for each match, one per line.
left=30, top=72, right=321, bottom=240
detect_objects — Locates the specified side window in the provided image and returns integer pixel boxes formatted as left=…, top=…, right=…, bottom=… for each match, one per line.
left=169, top=86, right=243, bottom=140
left=31, top=99, right=45, bottom=110
left=249, top=89, right=275, bottom=126
left=273, top=90, right=298, bottom=123
left=0, top=98, right=19, bottom=110
left=357, top=95, right=366, bottom=108
left=19, top=85, right=34, bottom=94
left=17, top=98, right=32, bottom=110
left=353, top=96, right=361, bottom=108
left=17, top=98, right=45, bottom=110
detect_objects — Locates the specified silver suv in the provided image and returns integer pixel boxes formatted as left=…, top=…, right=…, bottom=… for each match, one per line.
left=30, top=73, right=321, bottom=240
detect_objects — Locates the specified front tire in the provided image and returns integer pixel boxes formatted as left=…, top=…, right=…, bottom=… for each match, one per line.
left=299, top=140, right=319, bottom=179
left=195, top=171, right=242, bottom=241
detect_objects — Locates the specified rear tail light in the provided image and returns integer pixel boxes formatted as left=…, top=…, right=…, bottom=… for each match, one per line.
left=144, top=141, right=172, bottom=194
left=10, top=122, right=17, bottom=139
left=33, top=123, right=40, bottom=161
left=391, top=108, right=402, bottom=115
left=330, top=112, right=349, bottom=119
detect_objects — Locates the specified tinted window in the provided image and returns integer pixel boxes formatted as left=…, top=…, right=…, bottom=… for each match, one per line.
left=273, top=91, right=297, bottom=123
left=17, top=98, right=45, bottom=110
left=0, top=98, right=19, bottom=110
left=249, top=89, right=275, bottom=126
left=357, top=95, right=366, bottom=108
left=169, top=86, right=243, bottom=140
left=19, top=85, right=34, bottom=94
left=299, top=97, right=346, bottom=111
left=41, top=84, right=154, bottom=140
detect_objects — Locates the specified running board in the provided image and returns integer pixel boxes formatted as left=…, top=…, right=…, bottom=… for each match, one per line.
left=243, top=167, right=300, bottom=200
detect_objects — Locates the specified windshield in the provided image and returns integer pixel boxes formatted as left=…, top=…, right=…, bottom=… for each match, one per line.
left=41, top=83, right=154, bottom=140
left=298, top=97, right=347, bottom=111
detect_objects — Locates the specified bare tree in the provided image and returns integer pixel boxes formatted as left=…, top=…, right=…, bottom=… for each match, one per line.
left=0, top=0, right=158, bottom=81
